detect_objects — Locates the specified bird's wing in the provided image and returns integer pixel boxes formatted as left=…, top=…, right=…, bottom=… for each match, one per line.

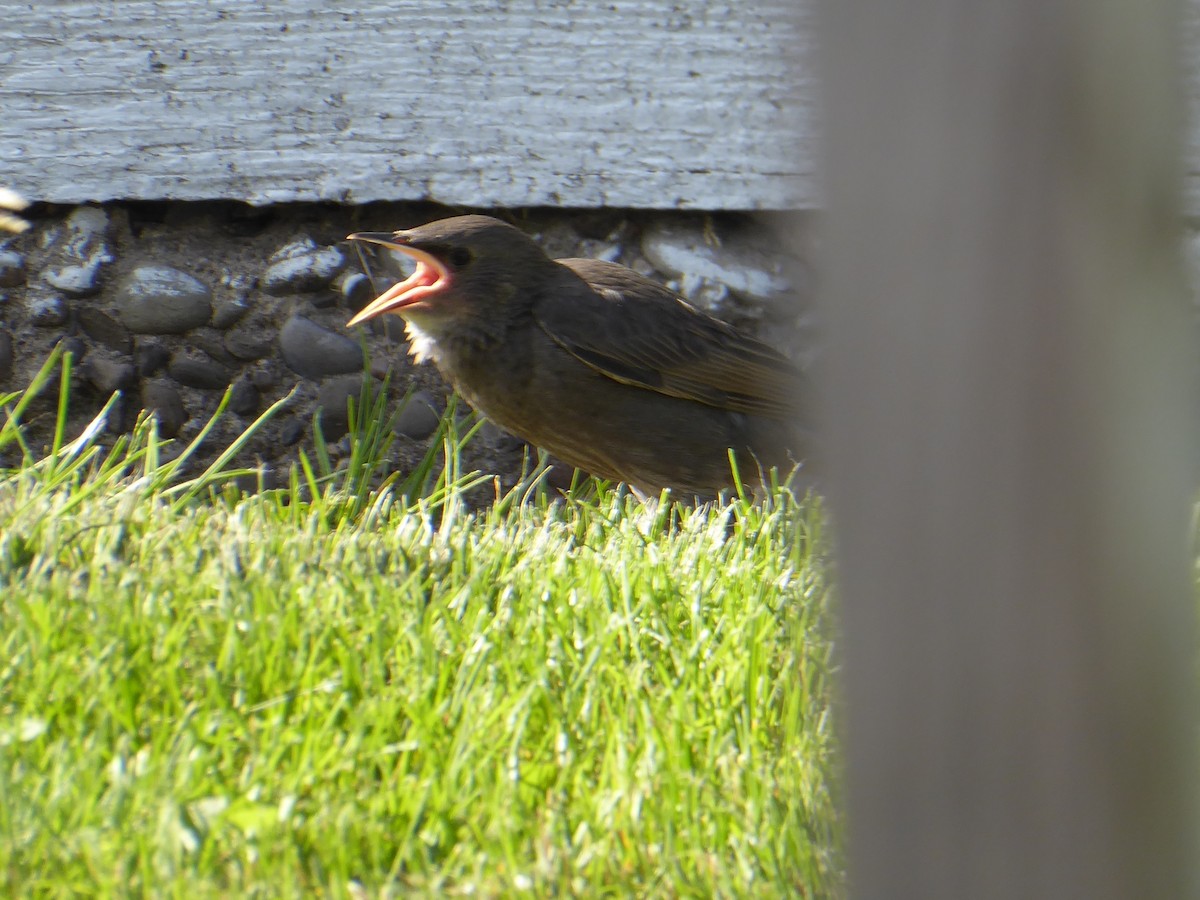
left=534, top=258, right=802, bottom=419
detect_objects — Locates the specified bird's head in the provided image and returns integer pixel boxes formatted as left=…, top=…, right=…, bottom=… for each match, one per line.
left=345, top=215, right=552, bottom=342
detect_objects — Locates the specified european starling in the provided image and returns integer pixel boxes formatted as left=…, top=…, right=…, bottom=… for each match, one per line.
left=347, top=215, right=807, bottom=496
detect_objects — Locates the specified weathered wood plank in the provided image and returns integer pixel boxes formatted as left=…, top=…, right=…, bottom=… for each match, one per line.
left=7, top=2, right=1200, bottom=211
left=0, top=1, right=812, bottom=209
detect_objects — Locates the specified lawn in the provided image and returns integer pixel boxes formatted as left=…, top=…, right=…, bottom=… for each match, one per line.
left=0, top=353, right=842, bottom=897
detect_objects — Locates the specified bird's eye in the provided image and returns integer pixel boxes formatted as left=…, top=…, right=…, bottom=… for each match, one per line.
left=449, top=247, right=472, bottom=268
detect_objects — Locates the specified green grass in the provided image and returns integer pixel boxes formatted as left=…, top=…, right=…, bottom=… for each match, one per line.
left=0, top=351, right=842, bottom=897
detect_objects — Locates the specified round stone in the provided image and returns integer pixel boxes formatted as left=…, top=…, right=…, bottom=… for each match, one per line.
left=0, top=250, right=26, bottom=287
left=674, top=274, right=733, bottom=315
left=261, top=244, right=347, bottom=295
left=77, top=307, right=133, bottom=354
left=140, top=380, right=186, bottom=437
left=212, top=295, right=251, bottom=329
left=134, top=341, right=170, bottom=376
left=43, top=264, right=103, bottom=297
left=167, top=351, right=232, bottom=390
left=116, top=266, right=212, bottom=334
left=335, top=271, right=374, bottom=312
left=227, top=377, right=260, bottom=416
left=62, top=205, right=111, bottom=243
left=270, top=237, right=317, bottom=260
left=579, top=238, right=623, bottom=263
left=315, top=373, right=376, bottom=439
left=219, top=270, right=256, bottom=295
left=83, top=355, right=137, bottom=395
left=368, top=315, right=408, bottom=342
left=641, top=218, right=791, bottom=305
left=224, top=325, right=274, bottom=361
left=247, top=360, right=283, bottom=390
left=393, top=390, right=442, bottom=440
left=53, top=335, right=87, bottom=362
left=43, top=206, right=114, bottom=296
left=103, top=396, right=130, bottom=435
left=27, top=293, right=68, bottom=327
left=279, top=315, right=363, bottom=377
left=188, top=327, right=238, bottom=365
left=279, top=418, right=305, bottom=446
left=54, top=206, right=113, bottom=253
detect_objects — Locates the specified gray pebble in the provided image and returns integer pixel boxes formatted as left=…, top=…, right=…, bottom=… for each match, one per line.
left=224, top=325, right=274, bottom=361
left=578, top=238, right=623, bottom=263
left=369, top=314, right=408, bottom=342
left=168, top=351, right=232, bottom=389
left=134, top=341, right=170, bottom=376
left=270, top=237, right=317, bottom=260
left=43, top=264, right=104, bottom=297
left=335, top=270, right=374, bottom=312
left=279, top=418, right=305, bottom=446
left=83, top=355, right=137, bottom=395
left=104, top=396, right=130, bottom=435
left=675, top=274, right=733, bottom=315
left=0, top=250, right=26, bottom=287
left=327, top=435, right=354, bottom=460
left=0, top=330, right=12, bottom=382
left=393, top=390, right=442, bottom=440
left=141, top=380, right=186, bottom=438
left=116, top=266, right=212, bottom=334
left=61, top=206, right=111, bottom=246
left=315, top=373, right=376, bottom=439
left=54, top=335, right=87, bottom=362
left=189, top=327, right=238, bottom=365
left=219, top=270, right=256, bottom=295
left=228, top=377, right=260, bottom=416
left=261, top=241, right=347, bottom=295
left=27, top=293, right=68, bottom=327
left=247, top=360, right=283, bottom=389
left=279, top=315, right=363, bottom=377
left=77, top=307, right=133, bottom=354
left=44, top=206, right=114, bottom=295
left=630, top=256, right=658, bottom=278
left=212, top=295, right=251, bottom=329
left=641, top=218, right=791, bottom=305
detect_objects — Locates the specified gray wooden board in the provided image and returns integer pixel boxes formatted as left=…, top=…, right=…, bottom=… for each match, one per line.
left=5, top=2, right=1200, bottom=211
left=1, top=1, right=812, bottom=209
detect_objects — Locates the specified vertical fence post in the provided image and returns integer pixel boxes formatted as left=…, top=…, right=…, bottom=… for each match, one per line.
left=816, top=2, right=1198, bottom=896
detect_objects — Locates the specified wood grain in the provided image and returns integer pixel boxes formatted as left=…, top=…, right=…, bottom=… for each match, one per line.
left=0, top=1, right=812, bottom=209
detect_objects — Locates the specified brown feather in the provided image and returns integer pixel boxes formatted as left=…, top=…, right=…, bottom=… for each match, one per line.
left=537, top=259, right=803, bottom=420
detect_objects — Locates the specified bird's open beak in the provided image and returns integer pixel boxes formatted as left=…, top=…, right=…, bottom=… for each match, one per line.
left=345, top=232, right=451, bottom=326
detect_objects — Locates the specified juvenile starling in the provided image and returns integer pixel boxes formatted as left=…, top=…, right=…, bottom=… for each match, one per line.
left=347, top=215, right=807, bottom=496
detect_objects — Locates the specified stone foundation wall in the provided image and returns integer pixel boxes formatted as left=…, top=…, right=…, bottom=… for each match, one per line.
left=0, top=202, right=816, bottom=488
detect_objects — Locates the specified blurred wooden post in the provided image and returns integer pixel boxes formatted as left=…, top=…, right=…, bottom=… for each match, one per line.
left=817, top=1, right=1198, bottom=897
